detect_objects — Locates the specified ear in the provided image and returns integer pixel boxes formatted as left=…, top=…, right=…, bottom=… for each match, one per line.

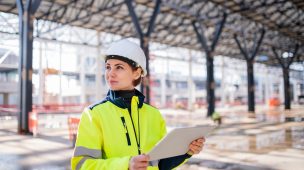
left=133, top=68, right=142, bottom=80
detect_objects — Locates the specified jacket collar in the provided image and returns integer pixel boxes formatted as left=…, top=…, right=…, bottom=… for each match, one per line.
left=106, top=89, right=145, bottom=109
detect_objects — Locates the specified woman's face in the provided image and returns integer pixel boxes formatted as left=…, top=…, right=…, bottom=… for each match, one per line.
left=105, top=59, right=141, bottom=91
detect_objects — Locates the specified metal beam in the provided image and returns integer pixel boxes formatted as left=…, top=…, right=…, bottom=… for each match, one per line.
left=36, top=0, right=76, bottom=20
left=146, top=0, right=161, bottom=37
left=16, top=0, right=41, bottom=135
left=160, top=1, right=212, bottom=22
left=251, top=29, right=265, bottom=58
left=192, top=13, right=226, bottom=117
left=125, top=0, right=143, bottom=38
left=210, top=0, right=304, bottom=43
left=246, top=59, right=255, bottom=112
left=16, top=0, right=24, bottom=134
left=272, top=45, right=299, bottom=110
left=5, top=4, right=16, bottom=13
left=234, top=28, right=265, bottom=113
left=38, top=1, right=124, bottom=36
left=234, top=34, right=249, bottom=60
left=125, top=0, right=161, bottom=104
left=211, top=13, right=227, bottom=52
left=192, top=21, right=214, bottom=117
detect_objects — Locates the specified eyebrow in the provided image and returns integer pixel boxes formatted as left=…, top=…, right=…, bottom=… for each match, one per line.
left=106, top=63, right=125, bottom=67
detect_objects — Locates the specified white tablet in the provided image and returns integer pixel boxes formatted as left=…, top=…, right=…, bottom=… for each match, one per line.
left=147, top=125, right=216, bottom=161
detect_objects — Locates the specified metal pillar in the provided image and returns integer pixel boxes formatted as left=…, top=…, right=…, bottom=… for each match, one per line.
left=283, top=68, right=291, bottom=109
left=125, top=0, right=161, bottom=104
left=272, top=45, right=299, bottom=110
left=38, top=41, right=44, bottom=105
left=160, top=74, right=166, bottom=108
left=293, top=80, right=298, bottom=103
left=246, top=60, right=255, bottom=112
left=234, top=29, right=265, bottom=113
left=265, top=68, right=270, bottom=104
left=192, top=13, right=227, bottom=117
left=58, top=43, right=63, bottom=104
left=17, top=0, right=41, bottom=134
left=96, top=31, right=103, bottom=101
left=140, top=38, right=151, bottom=103
left=188, top=50, right=194, bottom=111
left=3, top=93, right=9, bottom=105
left=80, top=54, right=86, bottom=104
left=220, top=56, right=227, bottom=107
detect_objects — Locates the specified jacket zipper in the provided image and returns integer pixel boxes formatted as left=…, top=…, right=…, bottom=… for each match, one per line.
left=121, top=116, right=131, bottom=146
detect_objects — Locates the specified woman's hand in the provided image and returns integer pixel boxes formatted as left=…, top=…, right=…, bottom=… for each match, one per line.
left=129, top=154, right=149, bottom=170
left=187, top=137, right=205, bottom=155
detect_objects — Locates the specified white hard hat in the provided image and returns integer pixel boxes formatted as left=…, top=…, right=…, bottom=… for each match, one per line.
left=105, top=39, right=147, bottom=76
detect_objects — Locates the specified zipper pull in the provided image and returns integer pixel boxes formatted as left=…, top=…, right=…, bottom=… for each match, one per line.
left=121, top=117, right=131, bottom=146
left=121, top=117, right=127, bottom=132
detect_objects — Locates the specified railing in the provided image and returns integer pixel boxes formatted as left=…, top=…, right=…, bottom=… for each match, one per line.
left=0, top=103, right=87, bottom=116
left=0, top=82, right=18, bottom=93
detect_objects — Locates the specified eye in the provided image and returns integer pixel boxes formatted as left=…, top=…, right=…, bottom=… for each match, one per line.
left=117, top=66, right=124, bottom=70
left=105, top=65, right=111, bottom=70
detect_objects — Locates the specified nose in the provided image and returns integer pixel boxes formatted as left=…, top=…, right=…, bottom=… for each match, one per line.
left=107, top=68, right=116, bottom=77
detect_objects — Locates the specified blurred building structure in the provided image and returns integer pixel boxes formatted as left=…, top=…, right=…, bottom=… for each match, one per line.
left=1, top=14, right=303, bottom=109
left=0, top=0, right=304, bottom=133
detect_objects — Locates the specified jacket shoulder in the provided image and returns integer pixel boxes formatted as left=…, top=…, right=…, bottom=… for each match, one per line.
left=142, top=103, right=160, bottom=112
left=88, top=97, right=109, bottom=110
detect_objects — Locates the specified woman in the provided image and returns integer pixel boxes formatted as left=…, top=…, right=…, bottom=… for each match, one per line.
left=71, top=39, right=205, bottom=170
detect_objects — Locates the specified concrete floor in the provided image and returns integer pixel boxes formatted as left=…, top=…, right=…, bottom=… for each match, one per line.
left=0, top=105, right=303, bottom=170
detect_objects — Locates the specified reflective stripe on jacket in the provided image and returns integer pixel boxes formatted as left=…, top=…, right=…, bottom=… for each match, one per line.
left=71, top=95, right=167, bottom=170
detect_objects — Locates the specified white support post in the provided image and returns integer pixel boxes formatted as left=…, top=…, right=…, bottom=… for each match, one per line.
left=80, top=51, right=86, bottom=104
left=96, top=31, right=103, bottom=101
left=265, top=67, right=270, bottom=105
left=188, top=50, right=194, bottom=111
left=38, top=41, right=44, bottom=105
left=160, top=73, right=166, bottom=108
left=58, top=43, right=63, bottom=104
left=220, top=56, right=226, bottom=107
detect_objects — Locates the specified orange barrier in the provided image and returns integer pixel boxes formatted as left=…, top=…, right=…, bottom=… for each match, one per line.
left=268, top=98, right=280, bottom=107
left=29, top=111, right=38, bottom=136
left=68, top=117, right=80, bottom=146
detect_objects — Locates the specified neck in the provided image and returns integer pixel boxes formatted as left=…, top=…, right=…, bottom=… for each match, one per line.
left=113, top=89, right=135, bottom=98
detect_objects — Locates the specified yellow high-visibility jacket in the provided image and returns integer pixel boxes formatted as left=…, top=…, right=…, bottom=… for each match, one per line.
left=71, top=90, right=168, bottom=170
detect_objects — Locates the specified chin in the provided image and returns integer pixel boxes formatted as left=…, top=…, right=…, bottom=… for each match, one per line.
left=110, top=87, right=119, bottom=91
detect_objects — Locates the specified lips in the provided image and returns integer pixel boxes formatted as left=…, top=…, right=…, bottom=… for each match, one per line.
left=109, top=80, right=118, bottom=85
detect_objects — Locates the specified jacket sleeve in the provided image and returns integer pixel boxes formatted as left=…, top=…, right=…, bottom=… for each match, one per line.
left=158, top=153, right=192, bottom=170
left=71, top=108, right=130, bottom=170
left=157, top=112, right=192, bottom=169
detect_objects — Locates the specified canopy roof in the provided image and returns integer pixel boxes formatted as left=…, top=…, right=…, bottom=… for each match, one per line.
left=0, top=0, right=303, bottom=65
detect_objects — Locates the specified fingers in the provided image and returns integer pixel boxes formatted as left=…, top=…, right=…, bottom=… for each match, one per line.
left=134, top=154, right=149, bottom=162
left=192, top=138, right=205, bottom=145
left=129, top=154, right=150, bottom=170
left=196, top=137, right=205, bottom=143
left=188, top=137, right=206, bottom=155
left=189, top=143, right=202, bottom=153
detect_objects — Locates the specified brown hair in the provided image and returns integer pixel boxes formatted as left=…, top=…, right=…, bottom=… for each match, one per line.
left=131, top=67, right=143, bottom=86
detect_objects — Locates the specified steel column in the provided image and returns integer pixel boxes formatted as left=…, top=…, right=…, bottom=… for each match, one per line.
left=283, top=68, right=291, bottom=109
left=246, top=60, right=255, bottom=112
left=192, top=13, right=226, bottom=117
left=16, top=0, right=24, bottom=134
left=234, top=29, right=265, bottom=113
left=140, top=37, right=151, bottom=103
left=16, top=0, right=41, bottom=134
left=96, top=31, right=103, bottom=101
left=125, top=0, right=161, bottom=104
left=272, top=45, right=299, bottom=110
